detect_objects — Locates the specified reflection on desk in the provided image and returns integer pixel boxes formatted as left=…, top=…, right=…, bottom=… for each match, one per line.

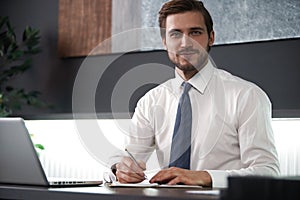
left=0, top=183, right=221, bottom=200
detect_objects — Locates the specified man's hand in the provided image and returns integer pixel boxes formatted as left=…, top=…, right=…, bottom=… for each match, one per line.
left=149, top=167, right=212, bottom=187
left=115, top=156, right=146, bottom=183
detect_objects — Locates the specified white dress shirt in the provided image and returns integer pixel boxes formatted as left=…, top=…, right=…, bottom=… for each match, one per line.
left=126, top=60, right=280, bottom=188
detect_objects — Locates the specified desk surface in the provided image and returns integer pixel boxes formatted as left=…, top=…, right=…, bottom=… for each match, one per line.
left=0, top=183, right=221, bottom=200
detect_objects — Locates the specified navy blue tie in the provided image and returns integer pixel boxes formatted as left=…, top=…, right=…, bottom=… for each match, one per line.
left=169, top=82, right=192, bottom=169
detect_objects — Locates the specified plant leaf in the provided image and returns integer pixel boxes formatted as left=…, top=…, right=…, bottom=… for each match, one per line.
left=34, top=143, right=45, bottom=150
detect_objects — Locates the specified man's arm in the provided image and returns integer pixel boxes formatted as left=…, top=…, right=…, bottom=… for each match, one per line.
left=112, top=94, right=156, bottom=183
left=207, top=86, right=280, bottom=187
left=150, top=86, right=280, bottom=188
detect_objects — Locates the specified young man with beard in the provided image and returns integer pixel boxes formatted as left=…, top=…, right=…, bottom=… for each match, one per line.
left=113, top=0, right=280, bottom=188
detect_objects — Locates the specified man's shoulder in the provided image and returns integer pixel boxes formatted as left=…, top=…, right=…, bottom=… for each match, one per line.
left=215, top=68, right=269, bottom=100
left=216, top=68, right=259, bottom=89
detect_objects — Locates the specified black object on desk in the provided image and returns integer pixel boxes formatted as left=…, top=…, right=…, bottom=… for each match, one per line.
left=222, top=176, right=300, bottom=200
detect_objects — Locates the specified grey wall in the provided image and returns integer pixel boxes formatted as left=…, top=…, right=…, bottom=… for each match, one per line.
left=1, top=0, right=81, bottom=115
left=1, top=0, right=299, bottom=118
left=116, top=0, right=300, bottom=48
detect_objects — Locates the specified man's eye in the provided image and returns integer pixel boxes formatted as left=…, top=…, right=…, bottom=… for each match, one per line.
left=170, top=31, right=182, bottom=38
left=190, top=31, right=202, bottom=36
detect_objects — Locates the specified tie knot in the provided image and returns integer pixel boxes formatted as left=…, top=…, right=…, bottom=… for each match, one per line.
left=182, top=82, right=192, bottom=94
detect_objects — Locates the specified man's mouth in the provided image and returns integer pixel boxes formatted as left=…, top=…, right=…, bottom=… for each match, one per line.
left=177, top=50, right=199, bottom=56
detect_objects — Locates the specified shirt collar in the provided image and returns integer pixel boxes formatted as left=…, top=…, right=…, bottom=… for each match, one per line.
left=172, top=59, right=215, bottom=94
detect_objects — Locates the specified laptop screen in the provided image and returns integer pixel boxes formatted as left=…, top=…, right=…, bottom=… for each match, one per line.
left=0, top=118, right=49, bottom=186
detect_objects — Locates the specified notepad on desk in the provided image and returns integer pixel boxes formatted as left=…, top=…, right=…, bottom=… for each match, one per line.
left=109, top=181, right=159, bottom=187
left=109, top=180, right=203, bottom=188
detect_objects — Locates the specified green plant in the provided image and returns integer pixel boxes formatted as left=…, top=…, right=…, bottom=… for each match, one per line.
left=0, top=16, right=46, bottom=116
left=30, top=133, right=45, bottom=157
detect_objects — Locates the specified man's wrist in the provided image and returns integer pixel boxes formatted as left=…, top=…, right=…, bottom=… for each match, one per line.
left=200, top=171, right=212, bottom=187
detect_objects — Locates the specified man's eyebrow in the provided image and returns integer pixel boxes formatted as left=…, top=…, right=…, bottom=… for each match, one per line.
left=190, top=27, right=205, bottom=31
left=168, top=29, right=182, bottom=33
left=168, top=27, right=205, bottom=33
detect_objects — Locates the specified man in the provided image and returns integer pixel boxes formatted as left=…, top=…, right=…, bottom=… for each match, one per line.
left=113, top=0, right=280, bottom=188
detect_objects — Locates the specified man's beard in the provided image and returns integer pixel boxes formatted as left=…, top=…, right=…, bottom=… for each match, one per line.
left=169, top=44, right=209, bottom=72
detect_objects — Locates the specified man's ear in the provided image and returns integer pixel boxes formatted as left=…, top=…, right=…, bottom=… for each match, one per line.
left=208, top=31, right=215, bottom=47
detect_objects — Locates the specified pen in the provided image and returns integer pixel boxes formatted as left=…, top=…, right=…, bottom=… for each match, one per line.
left=125, top=148, right=148, bottom=179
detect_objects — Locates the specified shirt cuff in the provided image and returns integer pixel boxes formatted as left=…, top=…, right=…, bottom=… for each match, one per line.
left=205, top=170, right=229, bottom=188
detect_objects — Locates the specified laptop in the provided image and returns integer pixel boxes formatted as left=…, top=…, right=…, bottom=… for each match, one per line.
left=0, top=117, right=103, bottom=187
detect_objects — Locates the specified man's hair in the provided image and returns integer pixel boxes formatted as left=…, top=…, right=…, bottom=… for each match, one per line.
left=158, top=0, right=213, bottom=39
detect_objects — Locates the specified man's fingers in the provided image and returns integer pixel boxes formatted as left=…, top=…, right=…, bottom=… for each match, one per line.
left=167, top=176, right=186, bottom=185
left=150, top=168, right=212, bottom=186
left=116, top=162, right=144, bottom=178
left=116, top=170, right=145, bottom=183
left=115, top=157, right=147, bottom=183
left=137, top=160, right=146, bottom=170
left=150, top=167, right=184, bottom=184
left=150, top=168, right=176, bottom=184
left=122, top=157, right=146, bottom=175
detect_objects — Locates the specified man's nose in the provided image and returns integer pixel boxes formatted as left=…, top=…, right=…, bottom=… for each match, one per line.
left=180, top=34, right=193, bottom=48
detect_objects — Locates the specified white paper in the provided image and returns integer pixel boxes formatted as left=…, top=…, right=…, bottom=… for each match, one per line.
left=109, top=181, right=159, bottom=187
left=109, top=180, right=203, bottom=188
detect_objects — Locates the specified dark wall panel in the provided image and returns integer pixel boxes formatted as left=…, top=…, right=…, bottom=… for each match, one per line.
left=211, top=39, right=300, bottom=117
